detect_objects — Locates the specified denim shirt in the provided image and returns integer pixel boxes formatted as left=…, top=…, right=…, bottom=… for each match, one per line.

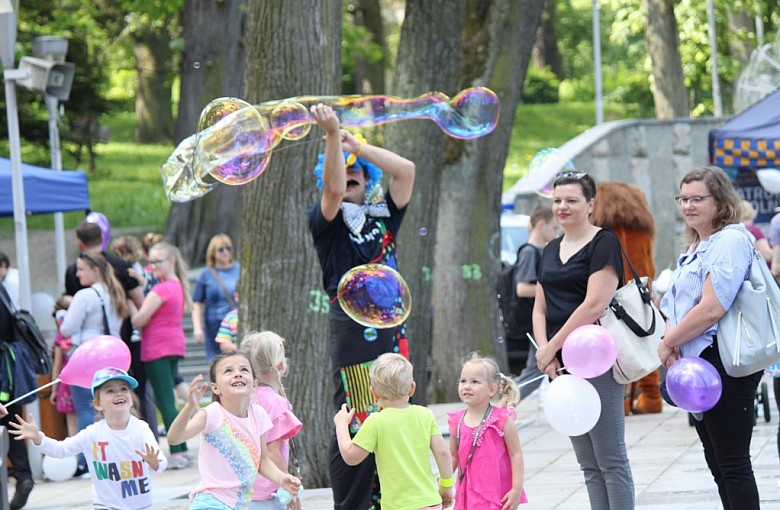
left=660, top=224, right=753, bottom=357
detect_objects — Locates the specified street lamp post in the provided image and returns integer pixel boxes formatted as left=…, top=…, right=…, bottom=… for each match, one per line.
left=0, top=0, right=33, bottom=311
left=33, top=36, right=70, bottom=291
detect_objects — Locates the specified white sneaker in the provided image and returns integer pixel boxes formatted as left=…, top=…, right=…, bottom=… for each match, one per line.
left=169, top=454, right=190, bottom=470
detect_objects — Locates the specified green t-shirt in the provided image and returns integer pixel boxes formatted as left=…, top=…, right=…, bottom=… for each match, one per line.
left=352, top=404, right=442, bottom=510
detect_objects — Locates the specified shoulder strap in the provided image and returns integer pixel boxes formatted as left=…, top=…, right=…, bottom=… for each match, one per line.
left=209, top=268, right=237, bottom=308
left=91, top=287, right=111, bottom=336
left=0, top=284, right=15, bottom=314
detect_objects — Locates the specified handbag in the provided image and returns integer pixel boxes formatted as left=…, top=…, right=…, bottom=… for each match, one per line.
left=717, top=249, right=780, bottom=377
left=598, top=242, right=665, bottom=384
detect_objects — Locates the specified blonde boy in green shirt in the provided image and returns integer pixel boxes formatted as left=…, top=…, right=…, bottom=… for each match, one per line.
left=334, top=353, right=454, bottom=509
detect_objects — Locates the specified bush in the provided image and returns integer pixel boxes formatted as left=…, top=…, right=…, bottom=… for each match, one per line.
left=606, top=74, right=655, bottom=117
left=522, top=66, right=560, bottom=104
left=559, top=77, right=595, bottom=102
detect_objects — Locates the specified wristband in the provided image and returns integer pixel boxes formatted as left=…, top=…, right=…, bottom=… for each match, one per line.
left=355, top=141, right=364, bottom=158
left=439, top=476, right=454, bottom=488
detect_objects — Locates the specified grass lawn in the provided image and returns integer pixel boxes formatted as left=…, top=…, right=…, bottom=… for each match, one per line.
left=504, top=101, right=628, bottom=190
left=1, top=101, right=630, bottom=233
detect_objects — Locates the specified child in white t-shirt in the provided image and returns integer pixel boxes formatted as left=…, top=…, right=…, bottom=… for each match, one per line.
left=11, top=367, right=167, bottom=510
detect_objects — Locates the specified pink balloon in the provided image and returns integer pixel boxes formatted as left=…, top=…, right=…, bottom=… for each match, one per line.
left=562, top=325, right=618, bottom=378
left=60, top=336, right=131, bottom=388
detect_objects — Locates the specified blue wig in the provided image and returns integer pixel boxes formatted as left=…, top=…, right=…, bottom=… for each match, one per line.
left=312, top=152, right=383, bottom=193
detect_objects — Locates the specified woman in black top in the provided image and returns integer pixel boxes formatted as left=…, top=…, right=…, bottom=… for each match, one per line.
left=532, top=171, right=635, bottom=509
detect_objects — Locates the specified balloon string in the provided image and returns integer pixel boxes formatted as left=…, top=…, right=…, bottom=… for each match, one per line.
left=5, top=378, right=60, bottom=407
left=526, top=333, right=539, bottom=350
left=516, top=367, right=567, bottom=389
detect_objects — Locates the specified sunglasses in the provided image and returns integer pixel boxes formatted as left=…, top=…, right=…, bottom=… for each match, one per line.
left=216, top=246, right=232, bottom=253
left=553, top=170, right=588, bottom=185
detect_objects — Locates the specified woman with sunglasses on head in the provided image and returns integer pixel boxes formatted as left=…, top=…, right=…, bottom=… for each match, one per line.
left=532, top=170, right=635, bottom=509
left=59, top=250, right=128, bottom=477
left=192, top=234, right=240, bottom=361
left=131, top=242, right=194, bottom=469
left=658, top=167, right=761, bottom=509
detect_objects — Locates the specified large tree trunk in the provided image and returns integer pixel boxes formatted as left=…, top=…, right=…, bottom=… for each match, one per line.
left=164, top=0, right=247, bottom=265
left=533, top=0, right=563, bottom=78
left=642, top=0, right=689, bottom=119
left=241, top=0, right=340, bottom=487
left=430, top=0, right=546, bottom=402
left=351, top=0, right=386, bottom=94
left=134, top=26, right=174, bottom=144
left=386, top=0, right=467, bottom=406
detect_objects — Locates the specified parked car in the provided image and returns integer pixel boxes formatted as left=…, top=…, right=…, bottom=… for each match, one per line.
left=500, top=213, right=530, bottom=265
left=499, top=212, right=531, bottom=374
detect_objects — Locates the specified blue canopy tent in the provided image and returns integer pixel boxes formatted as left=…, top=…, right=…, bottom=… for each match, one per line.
left=709, top=88, right=780, bottom=224
left=0, top=157, right=90, bottom=216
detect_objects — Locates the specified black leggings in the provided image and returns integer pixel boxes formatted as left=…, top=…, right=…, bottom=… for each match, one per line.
left=775, top=377, right=780, bottom=467
left=695, top=342, right=762, bottom=510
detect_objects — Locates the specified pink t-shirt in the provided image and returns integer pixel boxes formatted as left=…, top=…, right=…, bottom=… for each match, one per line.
left=140, top=279, right=186, bottom=362
left=191, top=402, right=273, bottom=509
left=252, top=386, right=303, bottom=501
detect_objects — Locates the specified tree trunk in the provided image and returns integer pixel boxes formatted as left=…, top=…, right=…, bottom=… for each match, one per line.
left=430, top=0, right=545, bottom=402
left=352, top=0, right=386, bottom=94
left=533, top=0, right=563, bottom=78
left=642, top=0, right=689, bottom=119
left=386, top=0, right=467, bottom=406
left=134, top=26, right=174, bottom=144
left=241, top=0, right=340, bottom=488
left=164, top=0, right=247, bottom=266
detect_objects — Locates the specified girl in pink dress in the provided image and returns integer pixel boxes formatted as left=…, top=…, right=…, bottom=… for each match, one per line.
left=241, top=331, right=303, bottom=509
left=50, top=295, right=77, bottom=437
left=448, top=354, right=527, bottom=509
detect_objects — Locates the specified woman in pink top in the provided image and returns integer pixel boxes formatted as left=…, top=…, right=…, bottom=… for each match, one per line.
left=131, top=241, right=192, bottom=469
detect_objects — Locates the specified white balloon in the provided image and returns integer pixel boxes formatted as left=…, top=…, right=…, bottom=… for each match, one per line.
left=756, top=169, right=780, bottom=194
left=543, top=374, right=601, bottom=436
left=42, top=455, right=78, bottom=482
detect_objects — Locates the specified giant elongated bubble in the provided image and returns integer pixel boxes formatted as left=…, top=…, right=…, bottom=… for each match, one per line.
left=162, top=88, right=500, bottom=202
left=337, top=264, right=411, bottom=329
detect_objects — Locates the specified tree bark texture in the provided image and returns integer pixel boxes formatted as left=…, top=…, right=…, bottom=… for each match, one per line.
left=385, top=0, right=467, bottom=406
left=164, top=0, right=247, bottom=266
left=134, top=25, right=175, bottom=144
left=241, top=0, right=341, bottom=487
left=642, top=0, right=689, bottom=119
left=533, top=0, right=563, bottom=78
left=430, top=0, right=545, bottom=402
left=352, top=0, right=386, bottom=94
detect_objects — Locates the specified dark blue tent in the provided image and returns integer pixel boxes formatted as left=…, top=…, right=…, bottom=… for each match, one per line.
left=709, top=88, right=780, bottom=168
left=0, top=158, right=90, bottom=216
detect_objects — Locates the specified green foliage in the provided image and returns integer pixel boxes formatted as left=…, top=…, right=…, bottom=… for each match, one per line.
left=522, top=66, right=560, bottom=104
left=0, top=112, right=172, bottom=231
left=342, top=3, right=385, bottom=93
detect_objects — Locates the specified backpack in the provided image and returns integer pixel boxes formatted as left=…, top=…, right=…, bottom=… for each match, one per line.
left=0, top=285, right=52, bottom=375
left=497, top=244, right=541, bottom=339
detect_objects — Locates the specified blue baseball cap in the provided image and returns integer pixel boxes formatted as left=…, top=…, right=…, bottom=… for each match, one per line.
left=91, top=367, right=138, bottom=397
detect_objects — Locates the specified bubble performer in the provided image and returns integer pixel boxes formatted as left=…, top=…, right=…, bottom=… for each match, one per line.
left=161, top=87, right=499, bottom=202
left=307, top=102, right=415, bottom=510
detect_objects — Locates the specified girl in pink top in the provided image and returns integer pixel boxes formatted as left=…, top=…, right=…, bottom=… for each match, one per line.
left=131, top=241, right=192, bottom=468
left=241, top=331, right=303, bottom=509
left=167, top=352, right=301, bottom=510
left=447, top=354, right=527, bottom=510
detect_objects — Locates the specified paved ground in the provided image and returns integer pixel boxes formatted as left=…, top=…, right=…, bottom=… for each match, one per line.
left=10, top=375, right=780, bottom=509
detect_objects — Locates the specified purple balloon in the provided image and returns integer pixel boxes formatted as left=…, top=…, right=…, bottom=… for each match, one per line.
left=85, top=212, right=111, bottom=251
left=666, top=357, right=722, bottom=413
left=562, top=324, right=618, bottom=378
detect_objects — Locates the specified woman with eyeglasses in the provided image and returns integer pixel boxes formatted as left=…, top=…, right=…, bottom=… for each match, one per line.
left=192, top=234, right=240, bottom=361
left=59, top=250, right=128, bottom=476
left=532, top=170, right=635, bottom=509
left=131, top=242, right=193, bottom=469
left=658, top=166, right=761, bottom=509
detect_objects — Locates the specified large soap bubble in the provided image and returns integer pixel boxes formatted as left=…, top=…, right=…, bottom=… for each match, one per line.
left=337, top=264, right=411, bottom=328
left=162, top=88, right=500, bottom=202
left=524, top=148, right=576, bottom=199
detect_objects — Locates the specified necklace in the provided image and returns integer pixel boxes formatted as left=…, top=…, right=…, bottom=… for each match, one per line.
left=455, top=404, right=493, bottom=483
